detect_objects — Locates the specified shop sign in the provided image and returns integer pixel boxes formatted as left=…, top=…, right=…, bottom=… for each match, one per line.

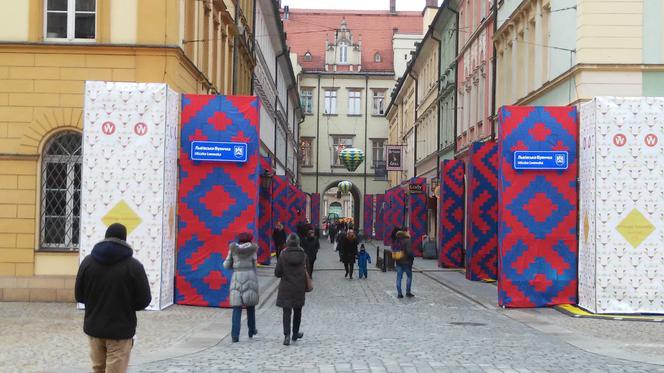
left=190, top=141, right=248, bottom=163
left=513, top=151, right=568, bottom=170
left=409, top=184, right=425, bottom=194
left=386, top=145, right=405, bottom=171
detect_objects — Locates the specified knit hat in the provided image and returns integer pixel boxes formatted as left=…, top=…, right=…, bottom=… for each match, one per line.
left=105, top=223, right=127, bottom=241
left=286, top=233, right=300, bottom=247
left=237, top=232, right=253, bottom=244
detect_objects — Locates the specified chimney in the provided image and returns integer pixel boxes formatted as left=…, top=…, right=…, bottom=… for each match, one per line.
left=390, top=0, right=396, bottom=14
left=425, top=0, right=437, bottom=7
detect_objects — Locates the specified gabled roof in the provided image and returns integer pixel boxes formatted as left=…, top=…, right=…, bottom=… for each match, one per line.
left=283, top=9, right=423, bottom=73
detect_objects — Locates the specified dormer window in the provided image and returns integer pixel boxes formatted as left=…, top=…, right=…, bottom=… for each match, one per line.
left=304, top=51, right=312, bottom=62
left=339, top=42, right=348, bottom=64
left=374, top=52, right=382, bottom=63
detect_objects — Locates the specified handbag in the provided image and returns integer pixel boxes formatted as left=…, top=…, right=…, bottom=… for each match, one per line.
left=304, top=261, right=313, bottom=292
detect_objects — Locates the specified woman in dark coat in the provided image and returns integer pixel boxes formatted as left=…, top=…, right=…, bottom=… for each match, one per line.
left=275, top=233, right=309, bottom=346
left=339, top=229, right=359, bottom=279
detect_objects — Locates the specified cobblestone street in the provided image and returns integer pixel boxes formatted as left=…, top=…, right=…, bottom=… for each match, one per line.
left=2, top=240, right=664, bottom=372
left=132, top=240, right=664, bottom=373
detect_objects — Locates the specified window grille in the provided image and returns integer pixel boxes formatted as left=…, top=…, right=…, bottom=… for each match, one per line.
left=40, top=132, right=82, bottom=251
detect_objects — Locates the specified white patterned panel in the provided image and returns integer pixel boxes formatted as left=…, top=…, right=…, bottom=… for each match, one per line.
left=578, top=99, right=597, bottom=312
left=81, top=81, right=177, bottom=310
left=580, top=97, right=664, bottom=314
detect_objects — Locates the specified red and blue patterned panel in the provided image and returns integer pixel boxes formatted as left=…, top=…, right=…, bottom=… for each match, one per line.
left=408, top=178, right=427, bottom=256
left=382, top=188, right=394, bottom=246
left=176, top=95, right=260, bottom=308
left=272, top=175, right=289, bottom=235
left=287, top=184, right=307, bottom=233
left=363, top=194, right=374, bottom=239
left=384, top=186, right=406, bottom=247
left=497, top=106, right=578, bottom=308
left=438, top=160, right=465, bottom=268
left=258, top=156, right=273, bottom=265
left=465, top=141, right=499, bottom=281
left=374, top=194, right=385, bottom=241
left=310, top=193, right=320, bottom=230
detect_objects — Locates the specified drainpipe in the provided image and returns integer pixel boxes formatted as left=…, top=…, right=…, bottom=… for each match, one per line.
left=251, top=0, right=257, bottom=95
left=491, top=0, right=498, bottom=140
left=363, top=74, right=369, bottom=199
left=450, top=7, right=459, bottom=156
left=409, top=72, right=418, bottom=178
left=315, top=73, right=321, bottom=193
left=431, top=33, right=442, bottom=181
left=232, top=4, right=239, bottom=95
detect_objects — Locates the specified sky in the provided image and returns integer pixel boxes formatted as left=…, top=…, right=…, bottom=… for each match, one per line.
left=280, top=0, right=444, bottom=11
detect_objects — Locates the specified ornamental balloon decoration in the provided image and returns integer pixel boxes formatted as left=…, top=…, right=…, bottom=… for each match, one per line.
left=337, top=180, right=353, bottom=194
left=339, top=148, right=365, bottom=172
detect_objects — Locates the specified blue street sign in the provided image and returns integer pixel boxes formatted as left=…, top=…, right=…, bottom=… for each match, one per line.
left=513, top=151, right=568, bottom=170
left=190, top=141, right=248, bottom=163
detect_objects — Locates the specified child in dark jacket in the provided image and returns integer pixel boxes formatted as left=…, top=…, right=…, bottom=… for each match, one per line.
left=357, top=244, right=372, bottom=279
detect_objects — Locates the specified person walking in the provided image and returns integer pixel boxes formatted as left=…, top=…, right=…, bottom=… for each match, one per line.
left=223, top=232, right=259, bottom=343
left=275, top=233, right=309, bottom=346
left=339, top=229, right=359, bottom=279
left=272, top=221, right=287, bottom=259
left=75, top=223, right=151, bottom=373
left=301, top=227, right=320, bottom=278
left=394, top=230, right=415, bottom=298
left=329, top=221, right=338, bottom=244
left=357, top=244, right=371, bottom=279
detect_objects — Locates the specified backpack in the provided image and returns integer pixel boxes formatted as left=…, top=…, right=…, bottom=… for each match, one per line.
left=391, top=249, right=405, bottom=261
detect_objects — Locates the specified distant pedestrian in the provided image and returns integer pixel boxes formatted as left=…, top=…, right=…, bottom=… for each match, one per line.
left=393, top=230, right=415, bottom=298
left=272, top=221, right=287, bottom=258
left=75, top=223, right=151, bottom=373
left=329, top=222, right=338, bottom=244
left=275, top=233, right=310, bottom=346
left=301, top=228, right=320, bottom=278
left=357, top=244, right=371, bottom=279
left=339, top=229, right=359, bottom=279
left=223, top=232, right=259, bottom=343
left=335, top=225, right=347, bottom=261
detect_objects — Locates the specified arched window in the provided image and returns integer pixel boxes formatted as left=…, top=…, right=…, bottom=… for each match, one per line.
left=339, top=41, right=349, bottom=64
left=374, top=52, right=382, bottom=63
left=40, top=131, right=82, bottom=251
left=304, top=51, right=312, bottom=62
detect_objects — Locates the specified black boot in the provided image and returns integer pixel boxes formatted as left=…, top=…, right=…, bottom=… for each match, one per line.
left=249, top=329, right=258, bottom=338
left=231, top=335, right=239, bottom=343
left=283, top=335, right=291, bottom=346
left=291, top=332, right=304, bottom=341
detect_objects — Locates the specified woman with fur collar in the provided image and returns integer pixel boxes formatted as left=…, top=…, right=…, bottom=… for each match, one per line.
left=224, top=232, right=259, bottom=343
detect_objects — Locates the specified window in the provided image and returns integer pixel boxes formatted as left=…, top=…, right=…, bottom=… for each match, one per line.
left=304, top=51, right=312, bottom=62
left=300, top=88, right=313, bottom=114
left=40, top=131, right=82, bottom=251
left=331, top=136, right=353, bottom=166
left=372, top=89, right=386, bottom=115
left=46, top=0, right=96, bottom=40
left=372, top=139, right=386, bottom=166
left=324, top=89, right=337, bottom=114
left=339, top=42, right=348, bottom=64
left=374, top=52, right=382, bottom=63
left=300, top=138, right=313, bottom=167
left=348, top=90, right=361, bottom=115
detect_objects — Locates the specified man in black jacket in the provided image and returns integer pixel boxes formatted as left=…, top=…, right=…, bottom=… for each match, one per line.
left=75, top=223, right=151, bottom=373
left=272, top=221, right=287, bottom=258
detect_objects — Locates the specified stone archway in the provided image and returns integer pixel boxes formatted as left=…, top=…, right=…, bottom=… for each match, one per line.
left=322, top=180, right=361, bottom=230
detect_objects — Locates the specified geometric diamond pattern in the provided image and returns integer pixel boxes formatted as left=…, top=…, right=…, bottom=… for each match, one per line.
left=364, top=194, right=374, bottom=240
left=465, top=141, right=499, bottom=281
left=383, top=186, right=406, bottom=247
left=498, top=106, right=579, bottom=308
left=176, top=95, right=260, bottom=308
left=374, top=194, right=385, bottom=241
left=258, top=156, right=273, bottom=264
left=408, top=177, right=427, bottom=256
left=616, top=208, right=655, bottom=249
left=438, top=160, right=465, bottom=268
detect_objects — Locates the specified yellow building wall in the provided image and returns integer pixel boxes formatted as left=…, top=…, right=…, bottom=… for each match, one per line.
left=0, top=45, right=205, bottom=278
left=0, top=0, right=29, bottom=42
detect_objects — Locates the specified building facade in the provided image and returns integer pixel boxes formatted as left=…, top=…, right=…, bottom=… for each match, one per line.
left=0, top=0, right=262, bottom=302
left=254, top=0, right=302, bottom=181
left=284, top=7, right=422, bottom=230
left=495, top=0, right=664, bottom=108
left=456, top=0, right=494, bottom=160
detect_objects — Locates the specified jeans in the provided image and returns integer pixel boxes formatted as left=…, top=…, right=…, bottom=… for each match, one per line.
left=88, top=337, right=133, bottom=373
left=231, top=306, right=256, bottom=338
left=396, top=264, right=412, bottom=295
left=282, top=307, right=302, bottom=336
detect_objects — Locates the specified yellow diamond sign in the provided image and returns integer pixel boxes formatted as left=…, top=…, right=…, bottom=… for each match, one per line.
left=616, top=208, right=655, bottom=248
left=102, top=200, right=142, bottom=235
left=583, top=212, right=590, bottom=244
